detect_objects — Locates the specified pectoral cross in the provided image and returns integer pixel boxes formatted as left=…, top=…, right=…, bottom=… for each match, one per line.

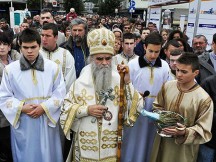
left=99, top=88, right=115, bottom=105
left=91, top=88, right=115, bottom=125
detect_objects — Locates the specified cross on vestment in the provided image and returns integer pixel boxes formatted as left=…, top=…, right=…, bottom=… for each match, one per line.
left=99, top=88, right=115, bottom=105
left=91, top=88, right=115, bottom=124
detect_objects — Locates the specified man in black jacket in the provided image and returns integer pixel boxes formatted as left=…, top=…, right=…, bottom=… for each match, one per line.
left=197, top=75, right=216, bottom=162
left=196, top=33, right=216, bottom=84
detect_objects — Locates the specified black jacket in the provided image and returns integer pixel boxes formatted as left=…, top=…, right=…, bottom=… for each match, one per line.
left=196, top=51, right=216, bottom=84
left=201, top=75, right=216, bottom=149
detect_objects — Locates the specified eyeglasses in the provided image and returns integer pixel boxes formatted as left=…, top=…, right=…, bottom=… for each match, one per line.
left=95, top=56, right=112, bottom=61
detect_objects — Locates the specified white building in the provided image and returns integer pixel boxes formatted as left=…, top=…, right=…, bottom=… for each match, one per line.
left=120, top=0, right=189, bottom=27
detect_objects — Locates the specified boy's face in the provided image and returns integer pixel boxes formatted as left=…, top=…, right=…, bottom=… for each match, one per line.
left=176, top=62, right=199, bottom=85
left=144, top=44, right=161, bottom=62
left=20, top=41, right=40, bottom=63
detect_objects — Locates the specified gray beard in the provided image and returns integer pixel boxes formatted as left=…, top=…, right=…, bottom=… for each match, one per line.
left=73, top=36, right=83, bottom=43
left=92, top=62, right=112, bottom=93
left=194, top=49, right=205, bottom=55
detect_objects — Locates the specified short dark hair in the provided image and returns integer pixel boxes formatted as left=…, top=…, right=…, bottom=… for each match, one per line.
left=176, top=52, right=199, bottom=72
left=42, top=23, right=58, bottom=37
left=0, top=32, right=12, bottom=44
left=40, top=8, right=53, bottom=17
left=170, top=49, right=183, bottom=56
left=142, top=28, right=150, bottom=32
left=213, top=33, right=216, bottom=43
left=164, top=39, right=180, bottom=50
left=123, top=33, right=135, bottom=41
left=145, top=32, right=162, bottom=47
left=0, top=18, right=7, bottom=23
left=19, top=28, right=41, bottom=45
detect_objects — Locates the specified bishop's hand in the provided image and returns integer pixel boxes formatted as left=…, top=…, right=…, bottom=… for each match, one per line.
left=88, top=105, right=108, bottom=118
left=117, top=63, right=130, bottom=84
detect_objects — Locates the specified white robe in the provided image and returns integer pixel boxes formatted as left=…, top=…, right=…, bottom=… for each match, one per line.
left=0, top=58, right=66, bottom=162
left=121, top=57, right=170, bottom=162
left=40, top=47, right=76, bottom=92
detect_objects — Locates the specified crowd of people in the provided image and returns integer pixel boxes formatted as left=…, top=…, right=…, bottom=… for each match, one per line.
left=0, top=7, right=215, bottom=162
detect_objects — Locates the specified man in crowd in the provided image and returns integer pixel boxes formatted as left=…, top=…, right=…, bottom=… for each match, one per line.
left=147, top=22, right=155, bottom=32
left=134, top=27, right=150, bottom=56
left=192, top=34, right=208, bottom=55
left=196, top=33, right=216, bottom=84
left=197, top=34, right=216, bottom=162
left=198, top=74, right=216, bottom=162
left=151, top=53, right=213, bottom=162
left=60, top=18, right=89, bottom=78
left=168, top=49, right=183, bottom=80
left=40, top=8, right=65, bottom=45
left=113, top=33, right=137, bottom=65
left=163, top=39, right=181, bottom=64
left=122, top=22, right=131, bottom=34
left=0, top=18, right=14, bottom=42
left=60, top=27, right=143, bottom=162
left=40, top=23, right=76, bottom=91
left=121, top=32, right=170, bottom=162
left=12, top=21, right=29, bottom=52
left=0, top=28, right=66, bottom=162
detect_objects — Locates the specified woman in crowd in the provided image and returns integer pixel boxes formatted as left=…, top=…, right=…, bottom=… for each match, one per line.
left=114, top=38, right=122, bottom=55
left=0, top=31, right=20, bottom=162
left=160, top=28, right=169, bottom=47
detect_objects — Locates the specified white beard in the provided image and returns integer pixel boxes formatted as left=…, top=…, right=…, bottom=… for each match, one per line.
left=92, top=62, right=112, bottom=93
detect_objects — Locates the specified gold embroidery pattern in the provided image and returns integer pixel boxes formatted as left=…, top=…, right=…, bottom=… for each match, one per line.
left=13, top=101, right=25, bottom=127
left=80, top=131, right=97, bottom=137
left=113, top=86, right=120, bottom=106
left=54, top=100, right=60, bottom=107
left=81, top=145, right=98, bottom=152
left=41, top=103, right=56, bottom=125
left=103, top=129, right=117, bottom=135
left=4, top=67, right=9, bottom=75
left=31, top=69, right=38, bottom=85
left=6, top=101, right=13, bottom=108
left=101, top=144, right=117, bottom=149
left=53, top=65, right=60, bottom=83
left=80, top=138, right=97, bottom=144
left=22, top=96, right=50, bottom=102
left=149, top=67, right=154, bottom=85
left=148, top=95, right=156, bottom=98
left=54, top=59, right=61, bottom=65
left=80, top=156, right=116, bottom=162
left=77, top=89, right=94, bottom=105
left=102, top=136, right=117, bottom=142
left=91, top=47, right=114, bottom=53
left=126, top=91, right=140, bottom=126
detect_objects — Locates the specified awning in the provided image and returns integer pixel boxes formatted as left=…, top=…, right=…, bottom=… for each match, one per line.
left=149, top=0, right=189, bottom=7
left=0, top=0, right=26, bottom=3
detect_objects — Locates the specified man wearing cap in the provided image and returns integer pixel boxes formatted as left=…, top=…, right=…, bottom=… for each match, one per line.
left=60, top=28, right=143, bottom=162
